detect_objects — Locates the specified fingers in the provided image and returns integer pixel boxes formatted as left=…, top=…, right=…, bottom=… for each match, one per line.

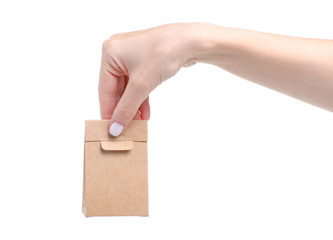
left=130, top=97, right=150, bottom=120
left=98, top=64, right=119, bottom=119
left=139, top=97, right=150, bottom=120
left=108, top=78, right=148, bottom=136
left=133, top=110, right=142, bottom=120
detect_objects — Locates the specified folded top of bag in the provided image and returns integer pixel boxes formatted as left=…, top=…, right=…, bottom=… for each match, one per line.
left=85, top=120, right=147, bottom=142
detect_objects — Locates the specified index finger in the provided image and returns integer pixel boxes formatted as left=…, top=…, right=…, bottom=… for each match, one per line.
left=98, top=60, right=121, bottom=119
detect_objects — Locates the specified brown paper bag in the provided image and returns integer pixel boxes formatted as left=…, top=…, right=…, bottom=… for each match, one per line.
left=82, top=120, right=148, bottom=217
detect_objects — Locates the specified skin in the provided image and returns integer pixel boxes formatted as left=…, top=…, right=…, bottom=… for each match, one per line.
left=99, top=23, right=333, bottom=135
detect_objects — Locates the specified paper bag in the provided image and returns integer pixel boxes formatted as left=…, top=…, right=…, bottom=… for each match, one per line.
left=82, top=120, right=148, bottom=217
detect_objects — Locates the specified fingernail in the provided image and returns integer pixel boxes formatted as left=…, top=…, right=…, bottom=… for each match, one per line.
left=109, top=122, right=124, bottom=137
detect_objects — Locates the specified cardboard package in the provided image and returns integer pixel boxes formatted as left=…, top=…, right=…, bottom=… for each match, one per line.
left=82, top=120, right=148, bottom=217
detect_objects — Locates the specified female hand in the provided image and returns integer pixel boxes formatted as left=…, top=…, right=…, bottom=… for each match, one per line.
left=99, top=23, right=198, bottom=136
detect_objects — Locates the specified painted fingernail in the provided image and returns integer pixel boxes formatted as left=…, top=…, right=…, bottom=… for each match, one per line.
left=109, top=122, right=124, bottom=137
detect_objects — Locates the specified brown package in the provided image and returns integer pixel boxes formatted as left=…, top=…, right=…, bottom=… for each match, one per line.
left=82, top=120, right=148, bottom=217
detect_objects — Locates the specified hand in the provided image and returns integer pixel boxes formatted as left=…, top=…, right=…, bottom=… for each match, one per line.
left=99, top=23, right=198, bottom=136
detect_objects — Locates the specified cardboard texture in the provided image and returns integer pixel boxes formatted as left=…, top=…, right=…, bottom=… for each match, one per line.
left=82, top=120, right=148, bottom=217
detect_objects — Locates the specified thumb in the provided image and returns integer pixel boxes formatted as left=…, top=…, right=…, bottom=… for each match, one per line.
left=108, top=80, right=147, bottom=136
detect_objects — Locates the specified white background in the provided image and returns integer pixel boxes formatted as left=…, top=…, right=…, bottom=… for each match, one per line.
left=0, top=0, right=332, bottom=239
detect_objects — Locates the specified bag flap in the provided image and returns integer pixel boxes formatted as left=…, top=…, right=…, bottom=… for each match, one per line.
left=100, top=140, right=133, bottom=151
left=85, top=120, right=147, bottom=142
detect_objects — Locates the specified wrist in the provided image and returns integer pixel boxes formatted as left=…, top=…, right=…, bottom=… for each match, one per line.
left=185, top=22, right=235, bottom=67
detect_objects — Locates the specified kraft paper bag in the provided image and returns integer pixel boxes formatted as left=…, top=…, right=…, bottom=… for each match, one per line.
left=82, top=120, right=148, bottom=217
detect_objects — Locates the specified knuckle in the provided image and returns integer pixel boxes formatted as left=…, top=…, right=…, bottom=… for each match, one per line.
left=102, top=38, right=120, bottom=55
left=102, top=39, right=110, bottom=52
left=110, top=33, right=123, bottom=38
left=117, top=104, right=136, bottom=119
